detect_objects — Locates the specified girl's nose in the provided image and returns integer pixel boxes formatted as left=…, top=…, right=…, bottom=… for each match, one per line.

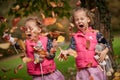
left=26, top=28, right=31, bottom=32
left=78, top=20, right=81, bottom=24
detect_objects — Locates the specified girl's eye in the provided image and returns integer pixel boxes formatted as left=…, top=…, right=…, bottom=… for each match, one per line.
left=29, top=26, right=33, bottom=31
left=27, top=26, right=33, bottom=31
left=80, top=18, right=84, bottom=20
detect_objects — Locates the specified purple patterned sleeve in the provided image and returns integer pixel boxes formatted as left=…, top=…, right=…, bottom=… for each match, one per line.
left=46, top=39, right=55, bottom=59
left=68, top=37, right=76, bottom=50
left=96, top=32, right=110, bottom=47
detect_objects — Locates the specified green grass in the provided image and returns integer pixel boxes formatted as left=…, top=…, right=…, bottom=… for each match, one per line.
left=0, top=45, right=76, bottom=80
left=112, top=36, right=120, bottom=65
left=0, top=36, right=120, bottom=80
left=112, top=36, right=120, bottom=55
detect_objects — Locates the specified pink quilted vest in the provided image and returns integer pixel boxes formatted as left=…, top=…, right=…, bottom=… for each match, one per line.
left=73, top=28, right=98, bottom=69
left=25, top=36, right=56, bottom=75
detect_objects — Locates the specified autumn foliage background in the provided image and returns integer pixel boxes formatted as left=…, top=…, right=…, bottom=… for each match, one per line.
left=0, top=0, right=120, bottom=80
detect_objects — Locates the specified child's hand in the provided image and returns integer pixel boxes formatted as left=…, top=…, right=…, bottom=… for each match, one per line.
left=99, top=47, right=109, bottom=62
left=57, top=47, right=68, bottom=61
left=50, top=47, right=57, bottom=54
left=67, top=48, right=77, bottom=58
left=39, top=54, right=46, bottom=58
left=52, top=39, right=58, bottom=48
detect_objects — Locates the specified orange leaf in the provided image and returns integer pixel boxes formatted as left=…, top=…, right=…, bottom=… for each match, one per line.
left=42, top=17, right=56, bottom=26
left=1, top=67, right=11, bottom=72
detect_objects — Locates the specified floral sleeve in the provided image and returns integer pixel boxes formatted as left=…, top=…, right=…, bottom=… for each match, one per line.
left=68, top=32, right=110, bottom=50
left=68, top=37, right=76, bottom=50
left=96, top=32, right=110, bottom=48
left=46, top=39, right=55, bottom=59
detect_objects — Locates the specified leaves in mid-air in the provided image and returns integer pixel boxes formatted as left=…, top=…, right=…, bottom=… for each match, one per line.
left=0, top=43, right=10, bottom=49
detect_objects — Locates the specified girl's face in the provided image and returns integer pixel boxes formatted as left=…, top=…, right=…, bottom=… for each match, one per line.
left=25, top=20, right=41, bottom=41
left=73, top=10, right=90, bottom=32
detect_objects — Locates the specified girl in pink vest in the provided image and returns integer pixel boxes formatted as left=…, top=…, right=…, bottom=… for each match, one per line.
left=24, top=17, right=64, bottom=80
left=61, top=7, right=110, bottom=80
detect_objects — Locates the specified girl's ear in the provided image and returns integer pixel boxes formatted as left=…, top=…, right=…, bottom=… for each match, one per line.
left=87, top=17, right=90, bottom=23
left=38, top=28, right=41, bottom=33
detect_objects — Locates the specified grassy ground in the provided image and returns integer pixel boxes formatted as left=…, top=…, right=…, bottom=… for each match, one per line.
left=0, top=36, right=120, bottom=80
left=0, top=45, right=76, bottom=80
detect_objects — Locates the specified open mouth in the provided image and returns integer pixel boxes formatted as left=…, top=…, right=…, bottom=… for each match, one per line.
left=79, top=24, right=84, bottom=28
left=27, top=34, right=31, bottom=36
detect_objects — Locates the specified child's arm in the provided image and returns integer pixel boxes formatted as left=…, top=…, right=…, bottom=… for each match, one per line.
left=57, top=37, right=77, bottom=61
left=96, top=32, right=110, bottom=62
left=46, top=39, right=56, bottom=59
left=99, top=47, right=109, bottom=62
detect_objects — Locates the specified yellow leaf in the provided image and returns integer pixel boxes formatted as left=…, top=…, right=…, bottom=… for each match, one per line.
left=40, top=12, right=45, bottom=19
left=56, top=22, right=64, bottom=29
left=0, top=43, right=10, bottom=49
left=56, top=36, right=65, bottom=43
left=114, top=72, right=120, bottom=77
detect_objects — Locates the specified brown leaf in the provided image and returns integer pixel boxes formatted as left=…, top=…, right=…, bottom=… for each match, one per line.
left=1, top=67, right=11, bottom=72
left=0, top=53, right=3, bottom=57
left=86, top=39, right=90, bottom=49
left=14, top=68, right=18, bottom=74
left=7, top=49, right=14, bottom=54
left=0, top=16, right=7, bottom=23
left=76, top=0, right=81, bottom=6
left=10, top=78, right=23, bottom=80
left=20, top=54, right=25, bottom=59
left=57, top=2, right=64, bottom=7
left=17, top=64, right=23, bottom=70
